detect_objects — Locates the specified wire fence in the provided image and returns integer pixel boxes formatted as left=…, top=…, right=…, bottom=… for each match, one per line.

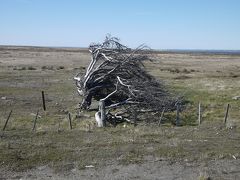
left=0, top=91, right=240, bottom=135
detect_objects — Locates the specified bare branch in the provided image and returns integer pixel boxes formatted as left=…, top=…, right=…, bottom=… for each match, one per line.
left=74, top=36, right=180, bottom=123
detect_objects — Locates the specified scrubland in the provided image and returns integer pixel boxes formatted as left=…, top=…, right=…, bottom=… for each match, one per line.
left=0, top=46, right=240, bottom=179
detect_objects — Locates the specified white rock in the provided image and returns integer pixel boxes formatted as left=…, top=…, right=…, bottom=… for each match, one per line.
left=95, top=111, right=103, bottom=127
left=232, top=96, right=240, bottom=100
left=85, top=165, right=94, bottom=168
left=30, top=113, right=42, bottom=118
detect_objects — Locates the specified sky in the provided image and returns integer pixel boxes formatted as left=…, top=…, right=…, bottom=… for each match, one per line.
left=0, top=0, right=240, bottom=50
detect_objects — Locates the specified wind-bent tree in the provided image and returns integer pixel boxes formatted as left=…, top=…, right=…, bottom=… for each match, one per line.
left=74, top=36, right=180, bottom=126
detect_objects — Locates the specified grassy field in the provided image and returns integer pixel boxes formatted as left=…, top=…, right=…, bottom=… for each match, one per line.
left=0, top=46, right=240, bottom=179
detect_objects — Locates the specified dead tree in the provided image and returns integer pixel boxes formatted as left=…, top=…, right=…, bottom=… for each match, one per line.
left=74, top=36, right=180, bottom=125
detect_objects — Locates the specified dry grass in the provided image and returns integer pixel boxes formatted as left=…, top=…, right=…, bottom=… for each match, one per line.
left=0, top=47, right=240, bottom=176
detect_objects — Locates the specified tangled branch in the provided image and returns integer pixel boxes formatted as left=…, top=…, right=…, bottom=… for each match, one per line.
left=74, top=36, right=180, bottom=124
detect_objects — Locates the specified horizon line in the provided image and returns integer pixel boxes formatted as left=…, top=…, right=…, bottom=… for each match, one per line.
left=0, top=44, right=240, bottom=52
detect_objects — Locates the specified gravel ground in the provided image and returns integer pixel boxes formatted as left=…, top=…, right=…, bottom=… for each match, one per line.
left=1, top=159, right=240, bottom=180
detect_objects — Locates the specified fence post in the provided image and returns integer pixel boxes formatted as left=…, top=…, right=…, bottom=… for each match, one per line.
left=198, top=102, right=201, bottom=125
left=176, top=104, right=180, bottom=126
left=158, top=107, right=165, bottom=126
left=58, top=119, right=61, bottom=133
left=68, top=112, right=73, bottom=130
left=133, top=109, right=137, bottom=127
left=2, top=110, right=13, bottom=131
left=1, top=110, right=13, bottom=137
left=224, top=104, right=230, bottom=125
left=32, top=110, right=39, bottom=131
left=100, top=100, right=106, bottom=127
left=41, top=91, right=46, bottom=111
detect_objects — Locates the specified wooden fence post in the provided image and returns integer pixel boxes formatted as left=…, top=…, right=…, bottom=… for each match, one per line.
left=2, top=110, right=13, bottom=131
left=133, top=109, right=137, bottom=127
left=1, top=110, right=13, bottom=137
left=176, top=104, right=180, bottom=126
left=100, top=100, right=106, bottom=127
left=198, top=102, right=201, bottom=125
left=58, top=119, right=61, bottom=133
left=68, top=112, right=73, bottom=130
left=32, top=110, right=39, bottom=131
left=41, top=91, right=46, bottom=111
left=113, top=116, right=117, bottom=127
left=224, top=104, right=230, bottom=125
left=158, top=107, right=165, bottom=126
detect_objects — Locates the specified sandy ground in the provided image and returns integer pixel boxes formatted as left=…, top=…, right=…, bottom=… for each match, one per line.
left=1, top=159, right=240, bottom=179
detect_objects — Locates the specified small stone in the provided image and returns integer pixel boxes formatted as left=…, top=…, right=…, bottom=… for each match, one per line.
left=37, top=165, right=47, bottom=171
left=85, top=165, right=94, bottom=168
left=1, top=97, right=7, bottom=100
left=71, top=168, right=77, bottom=172
left=232, top=96, right=240, bottom=100
left=30, top=113, right=41, bottom=118
left=82, top=114, right=91, bottom=118
left=59, top=109, right=69, bottom=114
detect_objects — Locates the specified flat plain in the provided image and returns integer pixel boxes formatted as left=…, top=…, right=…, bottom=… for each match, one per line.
left=0, top=46, right=240, bottom=179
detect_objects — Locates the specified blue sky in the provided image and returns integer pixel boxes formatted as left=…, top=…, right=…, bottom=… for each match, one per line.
left=0, top=0, right=240, bottom=49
